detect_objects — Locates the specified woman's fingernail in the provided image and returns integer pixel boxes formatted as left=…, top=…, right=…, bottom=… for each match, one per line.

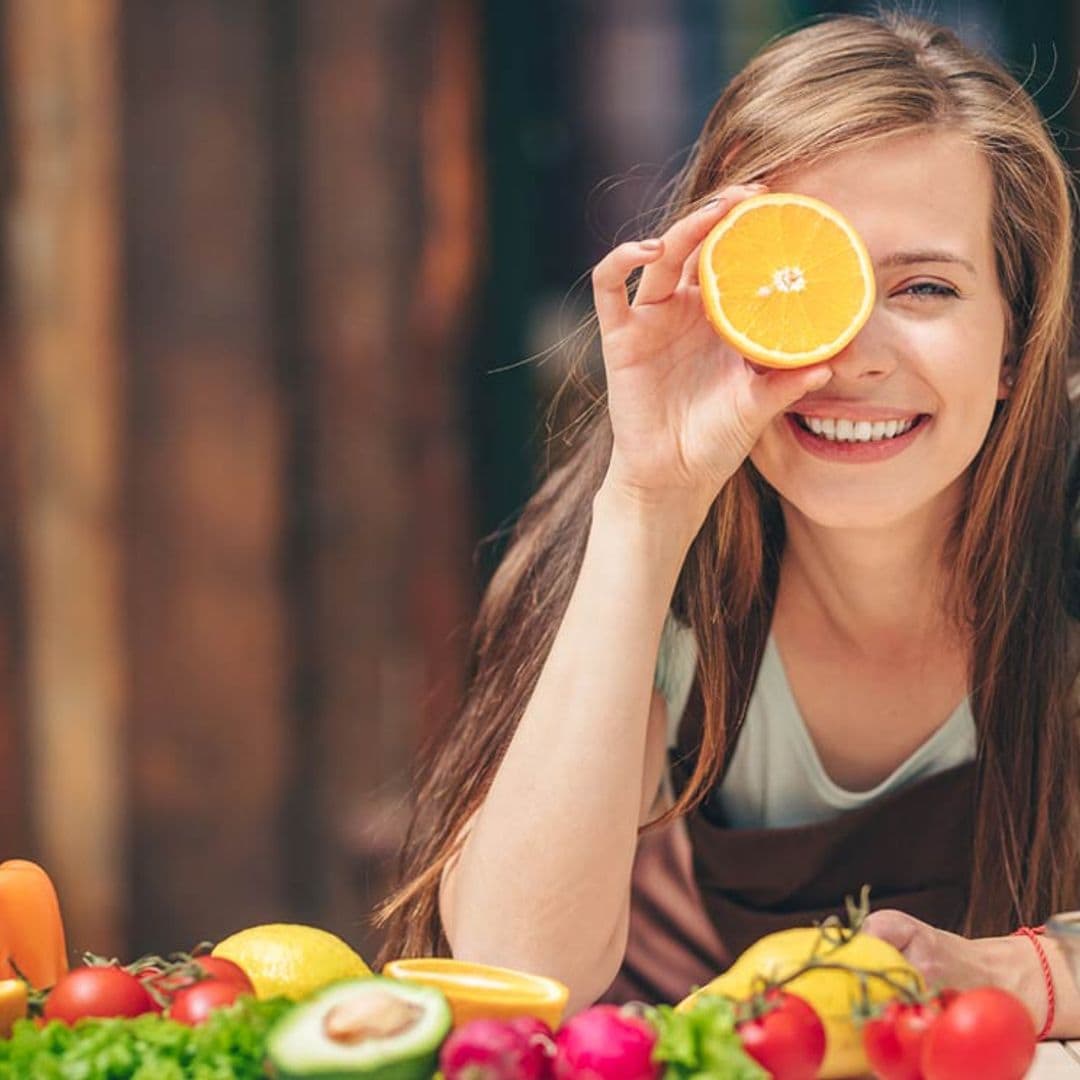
left=640, top=238, right=663, bottom=251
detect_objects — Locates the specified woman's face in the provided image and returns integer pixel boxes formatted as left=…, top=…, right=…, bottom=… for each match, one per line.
left=749, top=129, right=1010, bottom=530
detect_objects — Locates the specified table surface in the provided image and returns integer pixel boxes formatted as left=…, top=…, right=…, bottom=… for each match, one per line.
left=1029, top=1042, right=1080, bottom=1077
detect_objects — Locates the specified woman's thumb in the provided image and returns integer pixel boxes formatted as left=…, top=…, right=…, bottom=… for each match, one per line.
left=748, top=363, right=834, bottom=425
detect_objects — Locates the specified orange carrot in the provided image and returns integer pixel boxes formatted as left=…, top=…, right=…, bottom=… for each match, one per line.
left=0, top=925, right=11, bottom=981
left=0, top=860, right=69, bottom=989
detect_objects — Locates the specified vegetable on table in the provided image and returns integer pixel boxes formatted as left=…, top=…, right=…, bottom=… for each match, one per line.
left=0, top=860, right=68, bottom=991
left=189, top=954, right=255, bottom=994
left=649, top=993, right=767, bottom=1080
left=735, top=988, right=826, bottom=1080
left=920, top=987, right=1036, bottom=1080
left=440, top=1016, right=554, bottom=1080
left=266, top=975, right=451, bottom=1079
left=862, top=994, right=950, bottom=1080
left=678, top=890, right=922, bottom=1078
left=508, top=1016, right=557, bottom=1078
left=42, top=965, right=157, bottom=1024
left=552, top=1004, right=660, bottom=1080
left=0, top=995, right=292, bottom=1078
left=168, top=977, right=247, bottom=1026
left=0, top=981, right=27, bottom=1039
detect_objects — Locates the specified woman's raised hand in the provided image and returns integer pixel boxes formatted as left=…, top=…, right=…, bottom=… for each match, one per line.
left=592, top=183, right=833, bottom=528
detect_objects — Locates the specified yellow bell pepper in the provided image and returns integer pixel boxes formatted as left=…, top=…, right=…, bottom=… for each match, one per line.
left=0, top=979, right=27, bottom=1036
left=0, top=860, right=69, bottom=990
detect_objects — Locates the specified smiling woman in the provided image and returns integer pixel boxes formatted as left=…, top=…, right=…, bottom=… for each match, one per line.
left=376, top=10, right=1080, bottom=1037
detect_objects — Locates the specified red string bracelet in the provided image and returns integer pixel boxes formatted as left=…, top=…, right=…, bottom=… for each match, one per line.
left=1012, top=925, right=1054, bottom=1039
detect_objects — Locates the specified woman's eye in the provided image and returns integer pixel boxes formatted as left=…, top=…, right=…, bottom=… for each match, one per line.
left=900, top=281, right=959, bottom=299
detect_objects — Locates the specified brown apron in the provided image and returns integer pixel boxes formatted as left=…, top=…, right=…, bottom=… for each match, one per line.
left=603, top=678, right=976, bottom=1005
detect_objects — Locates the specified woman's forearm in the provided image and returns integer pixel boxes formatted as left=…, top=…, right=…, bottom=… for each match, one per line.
left=442, top=482, right=702, bottom=1007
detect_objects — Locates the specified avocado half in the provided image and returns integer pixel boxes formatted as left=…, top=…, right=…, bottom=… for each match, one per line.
left=267, top=976, right=452, bottom=1080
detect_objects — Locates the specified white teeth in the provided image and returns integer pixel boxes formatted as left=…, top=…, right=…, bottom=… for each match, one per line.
left=797, top=415, right=918, bottom=442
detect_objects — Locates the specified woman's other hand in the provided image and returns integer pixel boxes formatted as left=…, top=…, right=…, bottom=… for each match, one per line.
left=862, top=908, right=1073, bottom=1038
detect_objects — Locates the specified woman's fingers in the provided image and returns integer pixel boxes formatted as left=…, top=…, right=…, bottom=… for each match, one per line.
left=740, top=362, right=834, bottom=435
left=591, top=183, right=765, bottom=339
left=635, top=183, right=766, bottom=307
left=591, top=239, right=665, bottom=336
left=678, top=235, right=709, bottom=290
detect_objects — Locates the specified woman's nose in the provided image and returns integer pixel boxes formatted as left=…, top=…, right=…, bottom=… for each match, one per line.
left=826, top=314, right=899, bottom=381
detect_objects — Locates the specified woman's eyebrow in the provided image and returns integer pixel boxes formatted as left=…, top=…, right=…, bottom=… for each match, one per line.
left=875, top=249, right=977, bottom=275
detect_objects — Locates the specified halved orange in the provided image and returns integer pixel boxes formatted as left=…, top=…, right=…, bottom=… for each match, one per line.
left=382, top=957, right=569, bottom=1028
left=698, top=192, right=875, bottom=368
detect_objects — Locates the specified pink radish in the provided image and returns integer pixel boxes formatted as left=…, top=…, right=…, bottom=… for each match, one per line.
left=508, top=1016, right=556, bottom=1077
left=440, top=1017, right=551, bottom=1080
left=553, top=1004, right=660, bottom=1080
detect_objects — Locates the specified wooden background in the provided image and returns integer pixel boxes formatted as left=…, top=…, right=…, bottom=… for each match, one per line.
left=0, top=0, right=1074, bottom=967
left=0, top=0, right=483, bottom=962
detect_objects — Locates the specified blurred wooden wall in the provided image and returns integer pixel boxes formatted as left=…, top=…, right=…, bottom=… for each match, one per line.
left=0, top=0, right=482, bottom=963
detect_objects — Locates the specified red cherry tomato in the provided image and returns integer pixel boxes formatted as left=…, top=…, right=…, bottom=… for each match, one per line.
left=44, top=966, right=158, bottom=1024
left=191, top=955, right=255, bottom=994
left=737, top=990, right=826, bottom=1080
left=921, top=988, right=1036, bottom=1080
left=863, top=999, right=943, bottom=1080
left=139, top=956, right=254, bottom=1003
left=168, top=978, right=246, bottom=1026
left=130, top=965, right=165, bottom=1011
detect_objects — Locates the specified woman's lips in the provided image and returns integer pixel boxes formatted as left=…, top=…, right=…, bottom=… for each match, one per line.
left=785, top=412, right=930, bottom=462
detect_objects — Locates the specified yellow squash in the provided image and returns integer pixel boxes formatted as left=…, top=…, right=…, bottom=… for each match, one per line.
left=0, top=979, right=27, bottom=1037
left=678, top=926, right=922, bottom=1078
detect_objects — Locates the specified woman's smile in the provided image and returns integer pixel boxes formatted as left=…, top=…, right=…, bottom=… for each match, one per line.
left=784, top=410, right=931, bottom=462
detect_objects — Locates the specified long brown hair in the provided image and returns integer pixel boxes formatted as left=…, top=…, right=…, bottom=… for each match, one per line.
left=376, top=11, right=1080, bottom=961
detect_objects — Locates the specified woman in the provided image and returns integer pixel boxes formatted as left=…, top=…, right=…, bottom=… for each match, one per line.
left=377, top=11, right=1080, bottom=1035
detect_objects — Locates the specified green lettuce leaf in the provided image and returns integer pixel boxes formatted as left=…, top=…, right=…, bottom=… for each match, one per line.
left=0, top=996, right=292, bottom=1079
left=648, top=994, right=767, bottom=1080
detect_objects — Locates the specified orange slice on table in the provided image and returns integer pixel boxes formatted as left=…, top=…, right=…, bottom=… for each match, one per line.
left=698, top=192, right=875, bottom=369
left=382, top=957, right=569, bottom=1029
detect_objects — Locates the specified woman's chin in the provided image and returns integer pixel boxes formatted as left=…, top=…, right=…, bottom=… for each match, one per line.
left=775, top=486, right=930, bottom=531
left=772, top=473, right=968, bottom=533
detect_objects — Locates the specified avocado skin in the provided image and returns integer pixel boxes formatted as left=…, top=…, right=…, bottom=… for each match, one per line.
left=270, top=1050, right=438, bottom=1080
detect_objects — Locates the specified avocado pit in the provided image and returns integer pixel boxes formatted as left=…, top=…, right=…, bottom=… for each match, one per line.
left=323, top=989, right=424, bottom=1044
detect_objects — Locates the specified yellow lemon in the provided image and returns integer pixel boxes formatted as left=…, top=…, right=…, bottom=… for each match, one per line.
left=212, top=923, right=372, bottom=1001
